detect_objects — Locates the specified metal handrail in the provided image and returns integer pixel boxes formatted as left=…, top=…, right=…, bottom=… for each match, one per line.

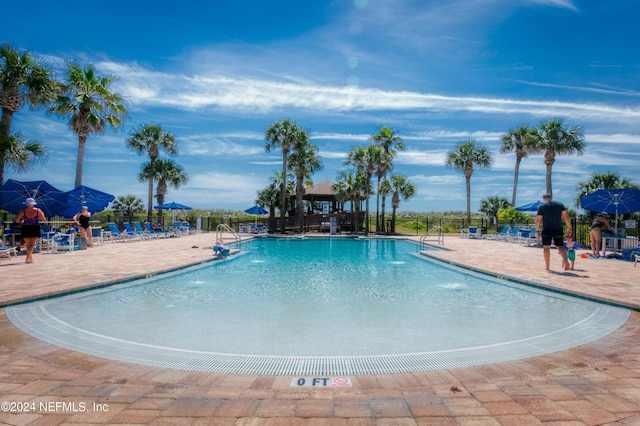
left=420, top=226, right=444, bottom=245
left=216, top=223, right=241, bottom=245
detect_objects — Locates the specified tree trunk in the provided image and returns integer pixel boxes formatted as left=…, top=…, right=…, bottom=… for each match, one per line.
left=0, top=109, right=15, bottom=185
left=279, top=153, right=287, bottom=234
left=375, top=176, right=381, bottom=232
left=545, top=156, right=554, bottom=197
left=296, top=173, right=304, bottom=233
left=365, top=189, right=370, bottom=236
left=75, top=135, right=88, bottom=188
left=381, top=193, right=387, bottom=234
left=391, top=207, right=397, bottom=234
left=512, top=155, right=522, bottom=206
left=147, top=177, right=154, bottom=222
left=465, top=174, right=472, bottom=226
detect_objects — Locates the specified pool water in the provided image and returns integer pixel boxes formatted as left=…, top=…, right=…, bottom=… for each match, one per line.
left=7, top=237, right=629, bottom=374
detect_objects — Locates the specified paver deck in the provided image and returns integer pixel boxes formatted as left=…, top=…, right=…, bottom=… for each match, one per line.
left=0, top=232, right=639, bottom=424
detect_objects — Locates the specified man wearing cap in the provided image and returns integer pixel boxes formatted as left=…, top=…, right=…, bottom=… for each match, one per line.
left=535, top=193, right=573, bottom=271
left=14, top=198, right=47, bottom=263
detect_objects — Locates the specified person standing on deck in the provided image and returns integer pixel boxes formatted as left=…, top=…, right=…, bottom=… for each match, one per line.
left=535, top=193, right=573, bottom=271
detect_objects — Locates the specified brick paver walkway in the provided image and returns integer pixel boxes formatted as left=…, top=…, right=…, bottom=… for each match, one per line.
left=0, top=232, right=639, bottom=424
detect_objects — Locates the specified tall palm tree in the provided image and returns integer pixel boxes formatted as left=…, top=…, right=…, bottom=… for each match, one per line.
left=445, top=139, right=493, bottom=225
left=373, top=151, right=392, bottom=232
left=0, top=44, right=57, bottom=184
left=500, top=124, right=536, bottom=206
left=530, top=118, right=585, bottom=197
left=265, top=118, right=306, bottom=233
left=575, top=171, right=639, bottom=208
left=288, top=136, right=323, bottom=233
left=371, top=126, right=405, bottom=232
left=333, top=168, right=362, bottom=233
left=0, top=125, right=47, bottom=180
left=127, top=124, right=178, bottom=221
left=346, top=144, right=382, bottom=234
left=111, top=194, right=144, bottom=223
left=380, top=174, right=416, bottom=234
left=139, top=158, right=188, bottom=205
left=49, top=63, right=127, bottom=187
left=479, top=195, right=511, bottom=226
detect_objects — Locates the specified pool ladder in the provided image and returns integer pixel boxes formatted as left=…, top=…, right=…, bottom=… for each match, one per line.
left=420, top=226, right=444, bottom=245
left=216, top=223, right=241, bottom=246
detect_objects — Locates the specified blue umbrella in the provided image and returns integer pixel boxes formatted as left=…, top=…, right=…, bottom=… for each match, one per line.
left=515, top=200, right=543, bottom=212
left=244, top=205, right=268, bottom=215
left=0, top=179, right=68, bottom=217
left=154, top=201, right=192, bottom=211
left=62, top=185, right=115, bottom=218
left=580, top=188, right=640, bottom=228
left=154, top=201, right=192, bottom=222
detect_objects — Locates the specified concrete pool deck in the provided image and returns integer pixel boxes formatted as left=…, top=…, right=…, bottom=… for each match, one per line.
left=1, top=232, right=639, bottom=424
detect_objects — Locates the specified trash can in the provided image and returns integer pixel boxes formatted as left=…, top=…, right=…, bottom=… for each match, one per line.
left=77, top=237, right=87, bottom=250
left=330, top=217, right=337, bottom=235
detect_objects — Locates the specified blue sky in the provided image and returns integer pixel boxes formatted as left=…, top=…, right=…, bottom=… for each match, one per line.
left=3, top=0, right=640, bottom=213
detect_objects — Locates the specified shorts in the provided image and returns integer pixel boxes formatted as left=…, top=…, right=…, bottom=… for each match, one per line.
left=541, top=228, right=564, bottom=247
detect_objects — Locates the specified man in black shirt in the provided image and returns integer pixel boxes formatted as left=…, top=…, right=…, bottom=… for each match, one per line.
left=535, top=193, right=573, bottom=271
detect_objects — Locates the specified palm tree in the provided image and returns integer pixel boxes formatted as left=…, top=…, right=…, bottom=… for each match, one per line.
left=380, top=174, right=416, bottom=234
left=530, top=118, right=585, bottom=197
left=265, top=118, right=306, bottom=233
left=345, top=144, right=382, bottom=234
left=0, top=44, right=57, bottom=184
left=256, top=183, right=280, bottom=221
left=49, top=63, right=127, bottom=187
left=288, top=136, right=323, bottom=232
left=575, top=171, right=639, bottom=208
left=371, top=126, right=405, bottom=232
left=112, top=194, right=144, bottom=223
left=127, top=124, right=178, bottom=221
left=479, top=195, right=512, bottom=227
left=500, top=124, right=536, bottom=206
left=0, top=125, right=47, bottom=180
left=139, top=158, right=188, bottom=205
left=373, top=151, right=392, bottom=232
left=445, top=139, right=493, bottom=225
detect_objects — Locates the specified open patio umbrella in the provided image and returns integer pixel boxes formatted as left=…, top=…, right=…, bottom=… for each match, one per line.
left=0, top=179, right=68, bottom=217
left=62, top=185, right=115, bottom=218
left=515, top=200, right=543, bottom=212
left=154, top=201, right=192, bottom=222
left=580, top=188, right=640, bottom=229
left=244, top=205, right=268, bottom=215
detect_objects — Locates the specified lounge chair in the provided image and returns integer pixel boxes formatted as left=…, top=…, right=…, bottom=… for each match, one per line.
left=0, top=244, right=18, bottom=260
left=123, top=222, right=145, bottom=240
left=134, top=221, right=158, bottom=239
left=487, top=226, right=510, bottom=240
left=51, top=232, right=77, bottom=253
left=145, top=222, right=169, bottom=238
left=630, top=242, right=640, bottom=267
left=524, top=227, right=539, bottom=246
left=106, top=223, right=132, bottom=242
left=506, top=226, right=520, bottom=242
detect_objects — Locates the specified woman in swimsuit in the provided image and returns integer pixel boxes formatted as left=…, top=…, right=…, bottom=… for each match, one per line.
left=589, top=212, right=612, bottom=257
left=15, top=197, right=47, bottom=263
left=73, top=206, right=93, bottom=247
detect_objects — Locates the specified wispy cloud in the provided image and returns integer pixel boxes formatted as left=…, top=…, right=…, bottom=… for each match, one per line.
left=510, top=79, right=640, bottom=97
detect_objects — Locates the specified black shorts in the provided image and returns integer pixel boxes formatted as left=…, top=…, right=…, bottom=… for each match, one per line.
left=541, top=228, right=564, bottom=247
left=21, top=224, right=41, bottom=239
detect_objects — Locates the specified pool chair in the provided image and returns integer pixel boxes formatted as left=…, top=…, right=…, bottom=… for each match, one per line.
left=181, top=221, right=194, bottom=235
left=145, top=222, right=169, bottom=238
left=123, top=222, right=146, bottom=240
left=134, top=221, right=158, bottom=239
left=487, top=226, right=510, bottom=240
left=505, top=226, right=520, bottom=242
left=0, top=244, right=18, bottom=260
left=171, top=221, right=188, bottom=236
left=630, top=243, right=640, bottom=267
left=106, top=222, right=132, bottom=242
left=51, top=232, right=77, bottom=253
left=91, top=227, right=104, bottom=246
left=524, top=227, right=539, bottom=246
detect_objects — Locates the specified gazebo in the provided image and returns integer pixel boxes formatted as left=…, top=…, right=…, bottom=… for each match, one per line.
left=301, top=180, right=340, bottom=214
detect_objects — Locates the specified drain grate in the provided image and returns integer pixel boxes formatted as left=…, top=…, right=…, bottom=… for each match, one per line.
left=6, top=301, right=630, bottom=375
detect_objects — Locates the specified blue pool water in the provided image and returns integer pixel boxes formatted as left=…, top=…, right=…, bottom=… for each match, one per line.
left=7, top=237, right=629, bottom=374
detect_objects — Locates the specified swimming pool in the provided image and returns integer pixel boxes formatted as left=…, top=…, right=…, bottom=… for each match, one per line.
left=7, top=237, right=629, bottom=375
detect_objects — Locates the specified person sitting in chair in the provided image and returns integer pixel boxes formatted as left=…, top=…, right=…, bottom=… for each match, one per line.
left=213, top=240, right=229, bottom=258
